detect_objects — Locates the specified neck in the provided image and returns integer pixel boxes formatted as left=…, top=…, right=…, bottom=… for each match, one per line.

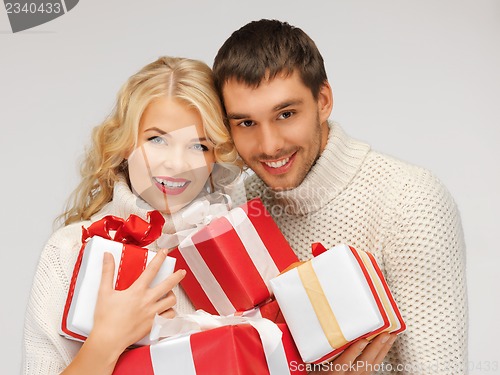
left=319, top=120, right=330, bottom=153
left=91, top=175, right=197, bottom=235
left=259, top=122, right=370, bottom=215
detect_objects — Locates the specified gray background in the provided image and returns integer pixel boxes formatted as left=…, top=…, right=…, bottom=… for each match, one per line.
left=1, top=0, right=499, bottom=373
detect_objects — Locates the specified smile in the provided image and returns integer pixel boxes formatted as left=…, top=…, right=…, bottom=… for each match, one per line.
left=264, top=157, right=290, bottom=168
left=260, top=152, right=296, bottom=175
left=153, top=176, right=191, bottom=195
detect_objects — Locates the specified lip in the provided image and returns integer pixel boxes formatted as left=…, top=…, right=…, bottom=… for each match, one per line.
left=152, top=176, right=191, bottom=196
left=260, top=151, right=297, bottom=175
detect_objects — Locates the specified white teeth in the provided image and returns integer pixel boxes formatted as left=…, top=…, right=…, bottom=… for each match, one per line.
left=154, top=178, right=187, bottom=188
left=264, top=157, right=290, bottom=168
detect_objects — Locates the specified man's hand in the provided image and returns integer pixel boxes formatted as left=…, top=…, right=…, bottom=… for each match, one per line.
left=309, top=333, right=397, bottom=374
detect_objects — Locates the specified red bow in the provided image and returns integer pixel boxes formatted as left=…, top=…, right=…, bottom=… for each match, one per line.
left=81, top=211, right=165, bottom=246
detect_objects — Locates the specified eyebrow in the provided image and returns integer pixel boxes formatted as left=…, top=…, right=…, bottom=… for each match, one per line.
left=143, top=127, right=208, bottom=142
left=144, top=127, right=168, bottom=135
left=226, top=113, right=249, bottom=120
left=273, top=99, right=303, bottom=111
left=226, top=99, right=303, bottom=120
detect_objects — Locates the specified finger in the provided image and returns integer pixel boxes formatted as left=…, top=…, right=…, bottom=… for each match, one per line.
left=372, top=334, right=397, bottom=365
left=136, top=249, right=169, bottom=287
left=154, top=291, right=177, bottom=312
left=158, top=308, right=176, bottom=319
left=150, top=269, right=186, bottom=299
left=355, top=333, right=393, bottom=370
left=98, top=252, right=115, bottom=294
left=332, top=339, right=370, bottom=366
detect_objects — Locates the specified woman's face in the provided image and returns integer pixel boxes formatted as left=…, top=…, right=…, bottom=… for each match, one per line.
left=128, top=97, right=215, bottom=214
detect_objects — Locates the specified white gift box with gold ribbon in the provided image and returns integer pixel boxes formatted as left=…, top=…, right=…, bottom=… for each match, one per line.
left=270, top=244, right=392, bottom=363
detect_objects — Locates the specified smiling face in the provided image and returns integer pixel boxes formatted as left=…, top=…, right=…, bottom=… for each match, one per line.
left=222, top=71, right=333, bottom=191
left=127, top=97, right=215, bottom=214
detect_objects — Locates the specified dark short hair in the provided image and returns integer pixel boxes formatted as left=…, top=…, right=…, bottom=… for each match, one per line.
left=213, top=19, right=328, bottom=100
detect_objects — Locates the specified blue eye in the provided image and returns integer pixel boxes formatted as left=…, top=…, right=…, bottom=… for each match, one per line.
left=148, top=136, right=166, bottom=145
left=191, top=144, right=209, bottom=152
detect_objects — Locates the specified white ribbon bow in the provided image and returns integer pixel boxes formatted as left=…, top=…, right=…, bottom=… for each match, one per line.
left=149, top=310, right=283, bottom=358
left=157, top=194, right=231, bottom=249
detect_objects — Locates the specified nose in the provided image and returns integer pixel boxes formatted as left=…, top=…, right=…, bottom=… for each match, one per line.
left=258, top=122, right=285, bottom=157
left=161, top=144, right=189, bottom=173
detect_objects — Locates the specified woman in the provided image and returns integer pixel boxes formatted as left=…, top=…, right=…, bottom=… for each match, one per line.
left=22, top=56, right=241, bottom=374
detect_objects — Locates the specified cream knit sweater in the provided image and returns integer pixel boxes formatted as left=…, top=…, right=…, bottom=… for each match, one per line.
left=241, top=122, right=468, bottom=374
left=22, top=179, right=197, bottom=374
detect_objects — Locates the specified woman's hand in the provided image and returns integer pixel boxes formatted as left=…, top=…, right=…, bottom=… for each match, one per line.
left=308, top=333, right=397, bottom=375
left=92, top=249, right=185, bottom=351
left=63, top=249, right=185, bottom=375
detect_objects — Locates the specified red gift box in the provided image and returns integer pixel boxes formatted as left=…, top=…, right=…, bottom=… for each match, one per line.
left=169, top=198, right=298, bottom=316
left=235, top=299, right=286, bottom=324
left=113, top=323, right=307, bottom=375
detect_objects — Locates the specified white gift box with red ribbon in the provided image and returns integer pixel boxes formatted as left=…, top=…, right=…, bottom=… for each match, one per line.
left=270, top=244, right=405, bottom=363
left=61, top=212, right=176, bottom=346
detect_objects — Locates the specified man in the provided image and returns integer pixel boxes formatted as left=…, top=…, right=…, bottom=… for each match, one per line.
left=213, top=19, right=467, bottom=374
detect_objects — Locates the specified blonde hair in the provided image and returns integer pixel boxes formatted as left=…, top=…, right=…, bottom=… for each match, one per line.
left=61, top=56, right=240, bottom=226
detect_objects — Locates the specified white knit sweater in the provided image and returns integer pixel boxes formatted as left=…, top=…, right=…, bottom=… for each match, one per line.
left=22, top=179, right=197, bottom=374
left=241, top=122, right=468, bottom=374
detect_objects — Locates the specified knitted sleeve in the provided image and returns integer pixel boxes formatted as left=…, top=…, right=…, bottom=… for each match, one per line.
left=382, top=168, right=467, bottom=375
left=22, top=226, right=83, bottom=374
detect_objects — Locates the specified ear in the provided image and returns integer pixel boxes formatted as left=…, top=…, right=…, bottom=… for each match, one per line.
left=317, top=81, right=334, bottom=124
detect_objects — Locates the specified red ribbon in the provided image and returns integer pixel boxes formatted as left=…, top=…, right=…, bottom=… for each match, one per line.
left=81, top=210, right=165, bottom=246
left=62, top=211, right=165, bottom=341
left=311, top=242, right=328, bottom=257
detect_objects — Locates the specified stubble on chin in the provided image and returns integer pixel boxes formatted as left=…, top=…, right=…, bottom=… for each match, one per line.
left=245, top=116, right=325, bottom=192
left=262, top=137, right=322, bottom=192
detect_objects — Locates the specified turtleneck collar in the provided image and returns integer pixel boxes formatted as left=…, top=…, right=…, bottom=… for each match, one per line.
left=91, top=175, right=197, bottom=235
left=262, top=122, right=370, bottom=215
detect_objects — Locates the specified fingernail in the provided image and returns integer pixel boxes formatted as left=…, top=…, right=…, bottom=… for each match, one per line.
left=103, top=252, right=112, bottom=263
left=381, top=334, right=391, bottom=344
left=358, top=340, right=369, bottom=350
left=162, top=249, right=168, bottom=255
left=388, top=335, right=397, bottom=345
left=179, top=269, right=187, bottom=276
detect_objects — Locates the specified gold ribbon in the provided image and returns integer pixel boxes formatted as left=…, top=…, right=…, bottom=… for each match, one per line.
left=297, top=261, right=348, bottom=349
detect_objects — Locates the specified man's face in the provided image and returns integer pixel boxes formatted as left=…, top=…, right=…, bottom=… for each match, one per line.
left=222, top=71, right=333, bottom=191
